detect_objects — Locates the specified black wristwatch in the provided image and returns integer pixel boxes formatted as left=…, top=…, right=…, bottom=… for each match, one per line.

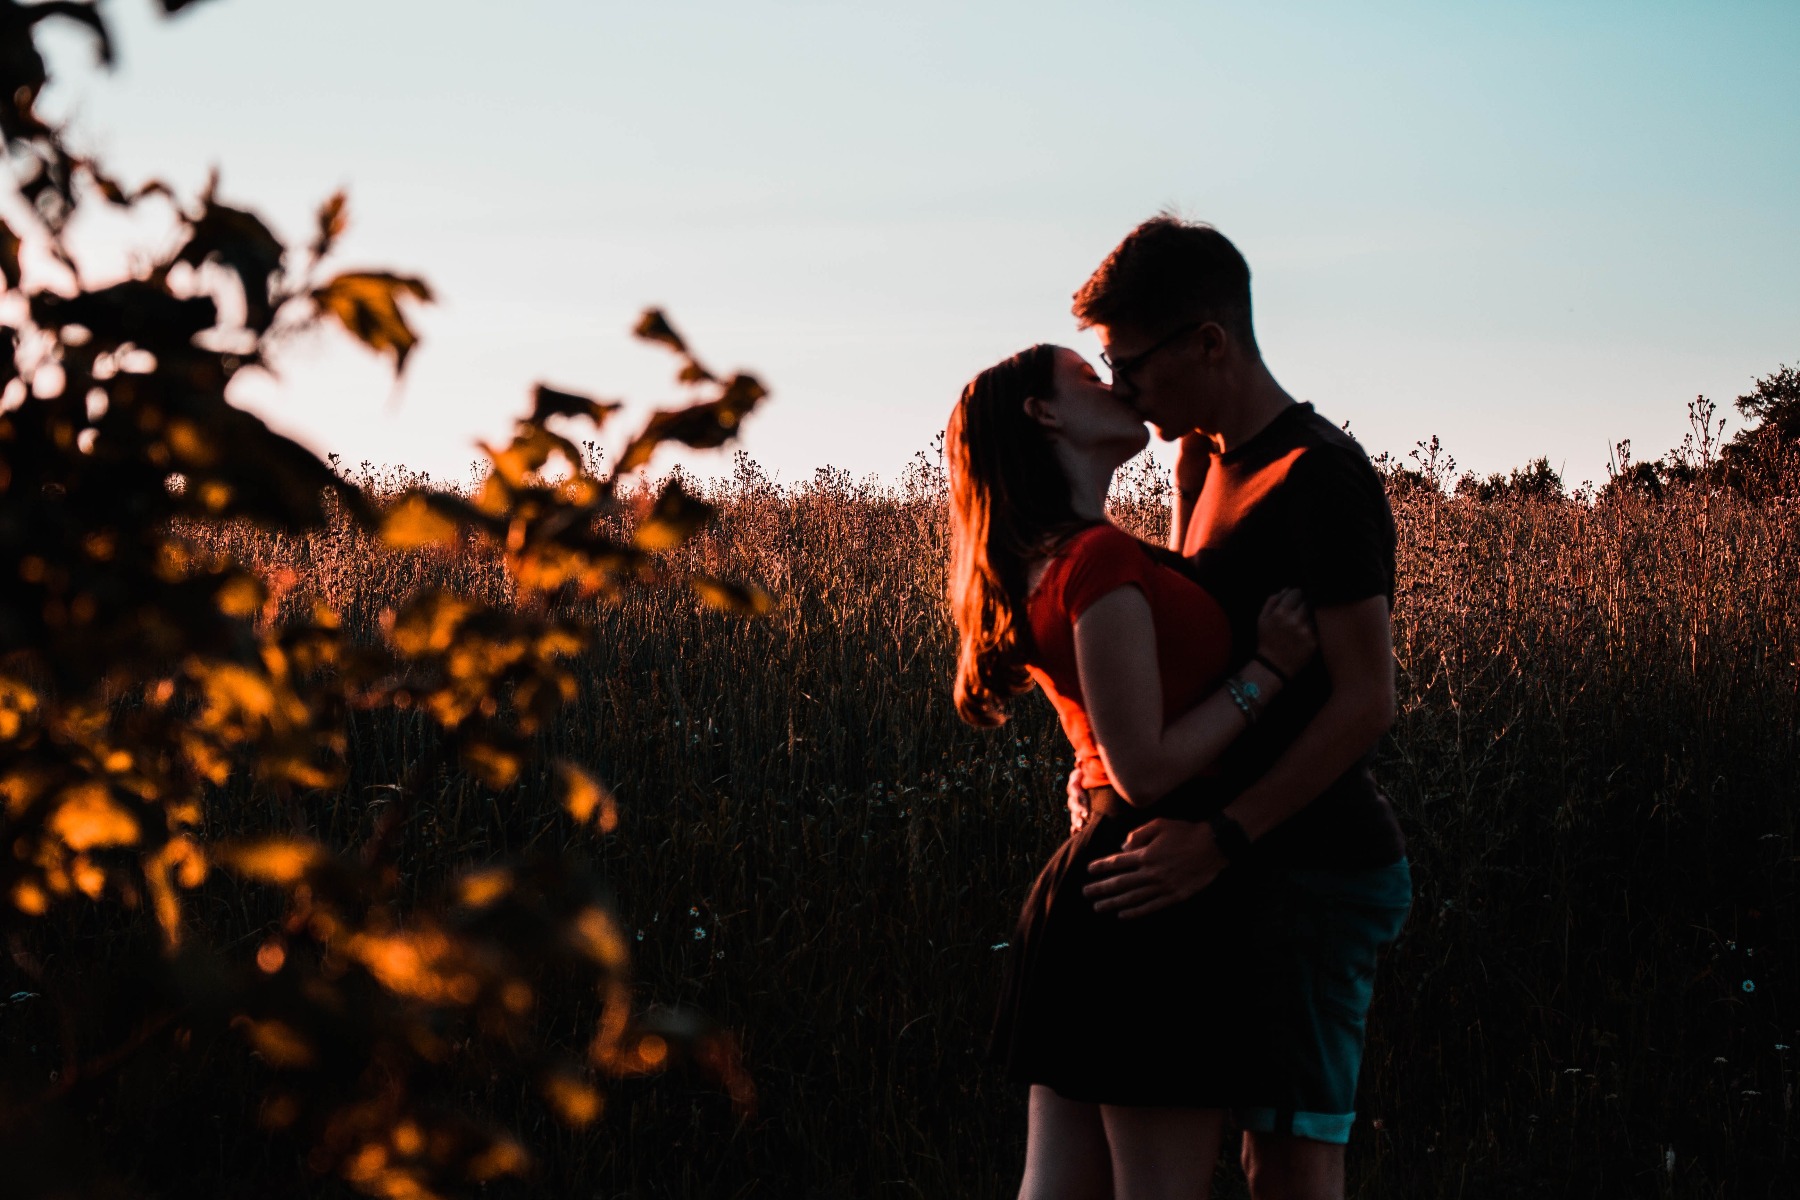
left=1206, top=809, right=1253, bottom=863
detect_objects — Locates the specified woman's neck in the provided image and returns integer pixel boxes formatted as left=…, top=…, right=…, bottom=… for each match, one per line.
left=1023, top=444, right=1115, bottom=599
left=1055, top=442, right=1116, bottom=524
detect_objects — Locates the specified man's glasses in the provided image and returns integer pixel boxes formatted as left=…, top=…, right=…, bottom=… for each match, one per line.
left=1100, top=321, right=1203, bottom=388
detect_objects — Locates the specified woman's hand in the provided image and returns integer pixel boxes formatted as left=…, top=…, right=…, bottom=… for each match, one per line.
left=1256, top=588, right=1316, bottom=679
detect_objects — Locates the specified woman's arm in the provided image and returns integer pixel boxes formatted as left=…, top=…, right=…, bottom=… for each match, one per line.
left=1073, top=587, right=1310, bottom=806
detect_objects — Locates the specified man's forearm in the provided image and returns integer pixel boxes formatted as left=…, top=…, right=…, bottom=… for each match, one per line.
left=1223, top=691, right=1389, bottom=842
left=1170, top=489, right=1198, bottom=551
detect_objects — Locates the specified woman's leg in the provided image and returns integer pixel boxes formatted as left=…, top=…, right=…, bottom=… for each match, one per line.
left=1099, top=1105, right=1225, bottom=1200
left=1020, top=1085, right=1113, bottom=1200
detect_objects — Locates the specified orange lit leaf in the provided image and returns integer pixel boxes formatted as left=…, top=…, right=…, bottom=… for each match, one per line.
left=462, top=739, right=521, bottom=789
left=146, top=836, right=207, bottom=946
left=542, top=1070, right=603, bottom=1125
left=481, top=425, right=582, bottom=488
left=380, top=492, right=462, bottom=550
left=569, top=907, right=628, bottom=968
left=11, top=880, right=48, bottom=915
left=0, top=675, right=40, bottom=740
left=632, top=480, right=714, bottom=552
left=192, top=660, right=277, bottom=721
left=691, top=576, right=774, bottom=616
left=215, top=573, right=266, bottom=618
left=49, top=782, right=139, bottom=850
left=232, top=1016, right=317, bottom=1068
left=218, top=838, right=327, bottom=885
left=343, top=927, right=467, bottom=1002
left=387, top=590, right=478, bottom=657
left=71, top=856, right=106, bottom=899
left=311, top=271, right=434, bottom=374
left=455, top=866, right=513, bottom=908
left=309, top=189, right=347, bottom=263
left=557, top=761, right=617, bottom=832
left=467, top=1137, right=528, bottom=1182
left=636, top=1034, right=668, bottom=1068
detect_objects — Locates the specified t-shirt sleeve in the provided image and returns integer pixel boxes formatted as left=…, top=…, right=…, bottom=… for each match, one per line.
left=1291, top=446, right=1396, bottom=607
left=1060, top=527, right=1156, bottom=622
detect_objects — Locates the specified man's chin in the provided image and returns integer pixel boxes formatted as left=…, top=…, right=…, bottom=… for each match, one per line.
left=1150, top=422, right=1187, bottom=442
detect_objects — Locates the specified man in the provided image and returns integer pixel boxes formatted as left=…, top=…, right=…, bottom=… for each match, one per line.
left=1070, top=216, right=1411, bottom=1200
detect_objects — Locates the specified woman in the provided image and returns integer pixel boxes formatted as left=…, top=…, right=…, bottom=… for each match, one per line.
left=946, top=344, right=1315, bottom=1200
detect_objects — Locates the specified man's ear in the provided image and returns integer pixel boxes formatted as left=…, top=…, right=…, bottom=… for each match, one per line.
left=1194, top=322, right=1232, bottom=362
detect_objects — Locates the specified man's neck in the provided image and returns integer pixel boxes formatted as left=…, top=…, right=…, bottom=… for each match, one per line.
left=1206, top=363, right=1298, bottom=455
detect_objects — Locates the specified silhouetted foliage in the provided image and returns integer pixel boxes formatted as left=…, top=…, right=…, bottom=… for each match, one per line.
left=1733, top=363, right=1800, bottom=436
left=0, top=7, right=761, bottom=1197
left=1592, top=391, right=1800, bottom=504
left=1719, top=363, right=1800, bottom=498
left=1454, top=456, right=1565, bottom=504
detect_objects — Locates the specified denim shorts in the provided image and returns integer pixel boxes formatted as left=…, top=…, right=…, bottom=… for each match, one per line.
left=1236, top=857, right=1412, bottom=1144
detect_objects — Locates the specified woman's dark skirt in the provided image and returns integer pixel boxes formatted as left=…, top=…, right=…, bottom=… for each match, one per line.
left=989, top=784, right=1267, bottom=1108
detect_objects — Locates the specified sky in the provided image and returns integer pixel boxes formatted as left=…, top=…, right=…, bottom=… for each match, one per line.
left=28, top=0, right=1800, bottom=491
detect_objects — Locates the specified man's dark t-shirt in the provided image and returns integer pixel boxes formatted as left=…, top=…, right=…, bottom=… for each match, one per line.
left=1180, top=402, right=1406, bottom=870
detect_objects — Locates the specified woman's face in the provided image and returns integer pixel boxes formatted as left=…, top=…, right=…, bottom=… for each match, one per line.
left=1035, top=347, right=1151, bottom=457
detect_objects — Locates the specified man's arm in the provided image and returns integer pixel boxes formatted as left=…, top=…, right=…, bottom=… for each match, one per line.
left=1219, top=595, right=1393, bottom=839
left=1170, top=491, right=1198, bottom=552
left=1168, top=433, right=1210, bottom=551
left=1083, top=595, right=1394, bottom=918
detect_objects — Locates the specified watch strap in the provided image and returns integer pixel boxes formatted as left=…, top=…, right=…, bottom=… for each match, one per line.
left=1207, top=809, right=1253, bottom=863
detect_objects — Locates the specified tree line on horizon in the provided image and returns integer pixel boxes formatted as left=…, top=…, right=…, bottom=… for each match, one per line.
left=1372, top=368, right=1800, bottom=506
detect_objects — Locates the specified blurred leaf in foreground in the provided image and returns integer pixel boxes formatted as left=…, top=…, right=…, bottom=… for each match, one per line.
left=312, top=271, right=434, bottom=374
left=176, top=189, right=285, bottom=332
left=633, top=479, right=715, bottom=551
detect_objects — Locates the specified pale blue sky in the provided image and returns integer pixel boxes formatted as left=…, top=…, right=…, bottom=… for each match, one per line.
left=33, top=0, right=1800, bottom=489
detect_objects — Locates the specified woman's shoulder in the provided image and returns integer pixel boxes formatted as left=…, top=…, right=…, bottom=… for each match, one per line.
left=1041, top=522, right=1143, bottom=583
left=1043, top=523, right=1159, bottom=614
left=1064, top=521, right=1143, bottom=558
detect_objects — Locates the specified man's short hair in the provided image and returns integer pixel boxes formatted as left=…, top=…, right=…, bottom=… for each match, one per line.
left=1072, top=215, right=1258, bottom=356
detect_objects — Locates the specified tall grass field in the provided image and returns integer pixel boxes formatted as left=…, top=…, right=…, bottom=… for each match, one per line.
left=16, top=452, right=1798, bottom=1199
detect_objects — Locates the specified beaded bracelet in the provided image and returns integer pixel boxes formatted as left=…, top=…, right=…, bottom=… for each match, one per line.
left=1224, top=675, right=1261, bottom=724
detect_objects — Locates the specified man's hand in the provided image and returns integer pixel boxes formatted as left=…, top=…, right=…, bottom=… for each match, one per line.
left=1174, top=433, right=1212, bottom=495
left=1082, top=818, right=1225, bottom=918
left=1065, top=767, right=1091, bottom=835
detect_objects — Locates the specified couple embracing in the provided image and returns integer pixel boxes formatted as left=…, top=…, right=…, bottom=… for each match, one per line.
left=945, top=217, right=1411, bottom=1200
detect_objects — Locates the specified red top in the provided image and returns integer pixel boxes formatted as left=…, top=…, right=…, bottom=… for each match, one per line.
left=1026, top=524, right=1233, bottom=789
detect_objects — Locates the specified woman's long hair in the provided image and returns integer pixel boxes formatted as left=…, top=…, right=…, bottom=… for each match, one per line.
left=946, top=344, right=1092, bottom=727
